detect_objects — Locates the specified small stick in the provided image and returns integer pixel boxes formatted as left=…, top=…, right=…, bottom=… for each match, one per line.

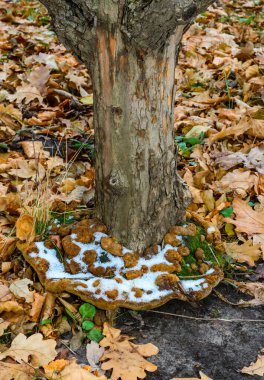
left=144, top=309, right=264, bottom=323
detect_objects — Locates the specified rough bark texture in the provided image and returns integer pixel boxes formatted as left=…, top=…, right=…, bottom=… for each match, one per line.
left=40, top=0, right=214, bottom=251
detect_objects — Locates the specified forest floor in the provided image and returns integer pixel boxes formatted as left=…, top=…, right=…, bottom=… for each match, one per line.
left=0, top=0, right=263, bottom=379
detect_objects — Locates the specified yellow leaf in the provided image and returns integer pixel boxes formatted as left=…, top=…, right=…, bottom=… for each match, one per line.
left=224, top=240, right=261, bottom=266
left=241, top=349, right=264, bottom=376
left=0, top=333, right=57, bottom=366
left=15, top=215, right=35, bottom=241
left=80, top=94, right=93, bottom=105
left=100, top=323, right=158, bottom=380
left=225, top=198, right=264, bottom=235
left=0, top=301, right=23, bottom=314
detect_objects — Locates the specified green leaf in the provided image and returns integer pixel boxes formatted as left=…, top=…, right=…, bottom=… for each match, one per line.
left=82, top=321, right=94, bottom=331
left=40, top=319, right=52, bottom=326
left=88, top=329, right=104, bottom=343
left=79, top=303, right=96, bottom=319
left=220, top=206, right=234, bottom=218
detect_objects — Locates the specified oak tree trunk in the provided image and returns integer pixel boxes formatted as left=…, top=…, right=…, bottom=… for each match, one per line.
left=40, top=0, right=214, bottom=252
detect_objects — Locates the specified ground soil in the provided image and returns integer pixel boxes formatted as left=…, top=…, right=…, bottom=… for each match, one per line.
left=115, top=283, right=264, bottom=380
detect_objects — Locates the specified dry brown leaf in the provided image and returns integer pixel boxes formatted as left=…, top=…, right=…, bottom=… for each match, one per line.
left=231, top=280, right=264, bottom=307
left=86, top=341, right=105, bottom=371
left=215, top=145, right=264, bottom=175
left=225, top=198, right=264, bottom=235
left=27, top=66, right=50, bottom=95
left=0, top=333, right=57, bottom=366
left=8, top=85, right=44, bottom=105
left=171, top=372, right=213, bottom=380
left=215, top=170, right=257, bottom=198
left=9, top=160, right=45, bottom=180
left=15, top=215, right=35, bottom=242
left=224, top=240, right=261, bottom=266
left=100, top=322, right=158, bottom=380
left=40, top=293, right=56, bottom=338
left=253, top=234, right=264, bottom=258
left=20, top=141, right=49, bottom=159
left=241, top=349, right=264, bottom=376
left=0, top=284, right=12, bottom=302
left=0, top=236, right=17, bottom=261
left=29, top=293, right=46, bottom=322
left=0, top=319, right=10, bottom=336
left=0, top=301, right=23, bottom=314
left=45, top=359, right=107, bottom=380
left=0, top=361, right=35, bottom=380
left=9, top=279, right=34, bottom=303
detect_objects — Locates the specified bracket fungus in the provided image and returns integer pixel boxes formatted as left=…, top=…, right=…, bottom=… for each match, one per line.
left=18, top=220, right=223, bottom=310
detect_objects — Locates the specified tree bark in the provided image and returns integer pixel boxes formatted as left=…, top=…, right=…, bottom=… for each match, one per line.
left=40, top=0, right=214, bottom=252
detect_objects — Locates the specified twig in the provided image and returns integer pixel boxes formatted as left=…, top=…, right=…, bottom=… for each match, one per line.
left=144, top=309, right=264, bottom=323
left=59, top=339, right=80, bottom=356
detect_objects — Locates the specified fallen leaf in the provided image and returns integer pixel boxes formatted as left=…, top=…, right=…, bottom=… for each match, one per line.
left=224, top=240, right=261, bottom=266
left=241, top=349, right=264, bottom=376
left=15, top=215, right=35, bottom=242
left=253, top=234, right=264, bottom=258
left=9, top=279, right=34, bottom=303
left=86, top=341, right=105, bottom=371
left=51, top=359, right=107, bottom=380
left=215, top=170, right=257, bottom=198
left=0, top=236, right=17, bottom=261
left=225, top=198, right=264, bottom=234
left=0, top=319, right=10, bottom=336
left=232, top=280, right=264, bottom=307
left=0, top=361, right=35, bottom=380
left=0, top=301, right=23, bottom=314
left=9, top=160, right=45, bottom=180
left=215, top=145, right=264, bottom=175
left=8, top=85, right=44, bottom=105
left=29, top=293, right=46, bottom=322
left=27, top=66, right=50, bottom=95
left=20, top=141, right=49, bottom=159
left=43, top=358, right=69, bottom=376
left=0, top=333, right=57, bottom=366
left=100, top=323, right=158, bottom=380
left=171, top=372, right=213, bottom=380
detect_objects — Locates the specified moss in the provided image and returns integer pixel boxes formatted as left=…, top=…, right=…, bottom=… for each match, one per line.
left=178, top=222, right=224, bottom=277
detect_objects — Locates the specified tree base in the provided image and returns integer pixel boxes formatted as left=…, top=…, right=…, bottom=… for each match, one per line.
left=18, top=219, right=223, bottom=311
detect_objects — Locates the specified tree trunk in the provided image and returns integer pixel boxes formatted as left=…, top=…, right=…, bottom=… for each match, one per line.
left=40, top=0, right=214, bottom=252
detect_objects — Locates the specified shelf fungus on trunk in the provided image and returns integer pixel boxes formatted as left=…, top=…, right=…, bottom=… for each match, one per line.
left=17, top=220, right=223, bottom=310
